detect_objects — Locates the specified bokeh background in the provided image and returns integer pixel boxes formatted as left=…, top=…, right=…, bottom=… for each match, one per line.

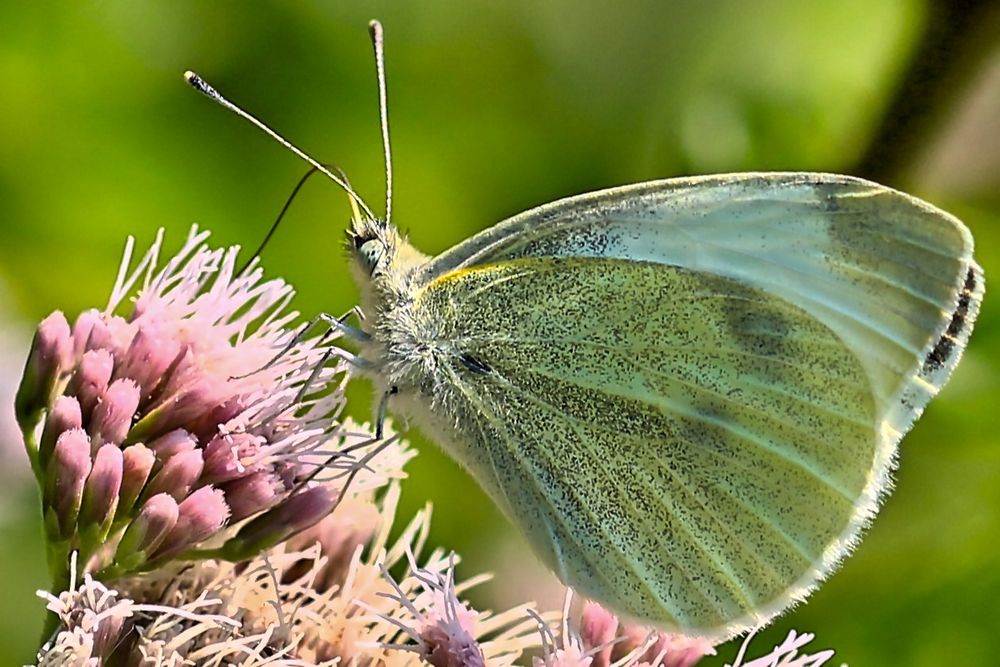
left=1, top=1, right=998, bottom=664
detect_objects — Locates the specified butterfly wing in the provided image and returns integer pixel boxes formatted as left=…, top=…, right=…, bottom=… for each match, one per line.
left=399, top=173, right=982, bottom=639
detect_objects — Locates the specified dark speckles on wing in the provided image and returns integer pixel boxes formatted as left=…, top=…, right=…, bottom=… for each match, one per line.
left=508, top=223, right=616, bottom=259
left=411, top=255, right=878, bottom=632
left=820, top=182, right=966, bottom=298
left=815, top=179, right=976, bottom=408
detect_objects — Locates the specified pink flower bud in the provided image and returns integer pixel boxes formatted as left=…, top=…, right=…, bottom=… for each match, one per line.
left=222, top=471, right=284, bottom=521
left=611, top=626, right=651, bottom=663
left=420, top=610, right=486, bottom=667
left=115, top=325, right=182, bottom=401
left=221, top=484, right=336, bottom=560
left=422, top=603, right=484, bottom=667
left=127, top=369, right=238, bottom=443
left=116, top=493, right=180, bottom=564
left=202, top=433, right=262, bottom=483
left=117, top=443, right=155, bottom=519
left=148, top=429, right=197, bottom=462
left=72, top=308, right=113, bottom=358
left=611, top=626, right=713, bottom=667
left=655, top=634, right=714, bottom=667
left=153, top=486, right=229, bottom=560
left=79, top=444, right=124, bottom=534
left=40, top=311, right=73, bottom=359
left=68, top=348, right=115, bottom=417
left=90, top=378, right=140, bottom=445
left=92, top=614, right=125, bottom=660
left=580, top=602, right=618, bottom=667
left=185, top=394, right=244, bottom=441
left=16, top=311, right=73, bottom=424
left=143, top=448, right=204, bottom=502
left=44, top=428, right=93, bottom=539
left=38, top=395, right=83, bottom=470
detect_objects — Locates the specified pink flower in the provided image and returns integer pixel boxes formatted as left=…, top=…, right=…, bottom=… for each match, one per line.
left=372, top=551, right=490, bottom=666
left=17, top=228, right=355, bottom=582
left=579, top=602, right=618, bottom=667
left=535, top=596, right=715, bottom=667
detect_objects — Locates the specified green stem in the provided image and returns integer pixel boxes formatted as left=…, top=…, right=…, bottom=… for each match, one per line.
left=39, top=539, right=72, bottom=648
left=20, top=418, right=44, bottom=484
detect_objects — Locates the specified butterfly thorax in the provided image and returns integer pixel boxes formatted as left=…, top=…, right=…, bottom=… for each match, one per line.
left=348, top=218, right=441, bottom=393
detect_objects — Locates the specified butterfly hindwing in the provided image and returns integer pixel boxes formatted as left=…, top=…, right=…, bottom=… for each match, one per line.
left=403, top=256, right=879, bottom=639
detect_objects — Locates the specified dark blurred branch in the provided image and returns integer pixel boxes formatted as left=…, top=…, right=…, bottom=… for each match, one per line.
left=853, top=0, right=1000, bottom=184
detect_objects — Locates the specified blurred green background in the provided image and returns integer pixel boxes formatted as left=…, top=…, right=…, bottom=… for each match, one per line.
left=1, top=1, right=998, bottom=664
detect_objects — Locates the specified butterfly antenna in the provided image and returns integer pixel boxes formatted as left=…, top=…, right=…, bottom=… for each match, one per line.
left=368, top=20, right=393, bottom=225
left=236, top=163, right=351, bottom=276
left=183, top=70, right=376, bottom=221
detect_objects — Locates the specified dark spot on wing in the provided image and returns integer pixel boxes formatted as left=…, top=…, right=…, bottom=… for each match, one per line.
left=460, top=352, right=493, bottom=375
left=718, top=282, right=792, bottom=360
left=813, top=181, right=841, bottom=213
left=923, top=266, right=976, bottom=372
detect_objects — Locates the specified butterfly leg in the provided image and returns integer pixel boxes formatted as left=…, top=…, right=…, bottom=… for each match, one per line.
left=231, top=308, right=370, bottom=381
left=298, top=385, right=397, bottom=489
left=375, top=385, right=398, bottom=439
left=292, top=431, right=402, bottom=519
left=315, top=309, right=370, bottom=343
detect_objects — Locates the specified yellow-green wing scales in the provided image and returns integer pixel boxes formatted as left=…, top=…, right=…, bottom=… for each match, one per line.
left=402, top=256, right=876, bottom=639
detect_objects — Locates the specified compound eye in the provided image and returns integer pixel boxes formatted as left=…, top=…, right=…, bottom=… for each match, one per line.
left=358, top=239, right=385, bottom=275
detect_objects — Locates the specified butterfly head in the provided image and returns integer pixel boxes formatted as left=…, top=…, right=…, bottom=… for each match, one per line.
left=347, top=214, right=428, bottom=311
left=348, top=215, right=396, bottom=278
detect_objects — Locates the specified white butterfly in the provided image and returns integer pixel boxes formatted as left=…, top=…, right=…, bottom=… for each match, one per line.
left=187, top=21, right=983, bottom=642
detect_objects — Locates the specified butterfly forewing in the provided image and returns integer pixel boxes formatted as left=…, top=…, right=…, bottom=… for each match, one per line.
left=419, top=173, right=983, bottom=430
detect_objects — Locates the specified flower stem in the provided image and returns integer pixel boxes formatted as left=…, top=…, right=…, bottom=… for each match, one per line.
left=39, top=540, right=72, bottom=649
left=21, top=420, right=44, bottom=484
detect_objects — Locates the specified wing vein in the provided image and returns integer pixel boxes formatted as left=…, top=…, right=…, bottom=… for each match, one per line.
left=521, top=362, right=857, bottom=501
left=487, top=372, right=732, bottom=622
left=452, top=370, right=695, bottom=623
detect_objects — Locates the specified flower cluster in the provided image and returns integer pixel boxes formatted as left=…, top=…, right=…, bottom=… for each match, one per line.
left=37, top=552, right=241, bottom=666
left=35, top=459, right=545, bottom=665
left=532, top=601, right=837, bottom=667
left=16, top=228, right=357, bottom=587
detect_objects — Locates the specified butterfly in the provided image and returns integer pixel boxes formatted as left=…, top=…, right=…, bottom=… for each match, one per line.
left=187, top=21, right=984, bottom=642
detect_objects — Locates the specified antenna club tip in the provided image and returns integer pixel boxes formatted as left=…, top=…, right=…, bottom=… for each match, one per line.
left=368, top=19, right=383, bottom=36
left=184, top=71, right=218, bottom=99
left=183, top=71, right=206, bottom=90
